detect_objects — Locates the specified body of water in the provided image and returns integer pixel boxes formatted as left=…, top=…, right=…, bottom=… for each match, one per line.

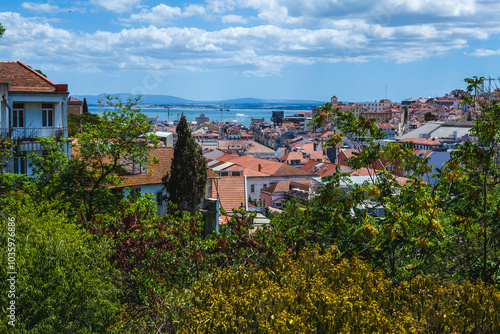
left=88, top=107, right=312, bottom=128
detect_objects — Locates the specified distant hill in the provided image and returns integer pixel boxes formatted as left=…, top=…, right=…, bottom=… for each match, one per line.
left=72, top=94, right=325, bottom=109
left=72, top=93, right=194, bottom=105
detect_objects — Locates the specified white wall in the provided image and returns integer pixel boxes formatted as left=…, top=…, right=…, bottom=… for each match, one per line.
left=425, top=151, right=451, bottom=185
left=246, top=175, right=315, bottom=201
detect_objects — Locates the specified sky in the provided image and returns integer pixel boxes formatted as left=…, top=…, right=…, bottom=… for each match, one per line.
left=1, top=0, right=500, bottom=103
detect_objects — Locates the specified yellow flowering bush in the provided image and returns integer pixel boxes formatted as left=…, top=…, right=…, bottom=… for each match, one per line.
left=182, top=248, right=500, bottom=333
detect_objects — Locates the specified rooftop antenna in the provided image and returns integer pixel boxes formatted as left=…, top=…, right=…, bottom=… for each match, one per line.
left=385, top=85, right=387, bottom=100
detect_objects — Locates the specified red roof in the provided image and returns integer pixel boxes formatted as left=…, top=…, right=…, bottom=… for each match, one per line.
left=398, top=138, right=442, bottom=146
left=216, top=154, right=314, bottom=177
left=0, top=61, right=66, bottom=93
left=118, top=147, right=174, bottom=187
left=301, top=160, right=338, bottom=177
left=212, top=174, right=246, bottom=213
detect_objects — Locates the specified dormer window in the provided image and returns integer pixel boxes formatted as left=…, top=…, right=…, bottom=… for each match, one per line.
left=13, top=103, right=24, bottom=128
left=42, top=103, right=53, bottom=127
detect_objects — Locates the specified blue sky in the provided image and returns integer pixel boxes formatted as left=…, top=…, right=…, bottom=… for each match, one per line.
left=1, top=0, right=500, bottom=103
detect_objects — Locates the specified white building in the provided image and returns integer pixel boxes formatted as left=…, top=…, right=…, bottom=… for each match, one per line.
left=0, top=61, right=70, bottom=174
left=351, top=99, right=394, bottom=112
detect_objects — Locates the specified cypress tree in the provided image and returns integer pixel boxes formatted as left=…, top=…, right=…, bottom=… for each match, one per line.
left=82, top=98, right=89, bottom=114
left=162, top=114, right=207, bottom=214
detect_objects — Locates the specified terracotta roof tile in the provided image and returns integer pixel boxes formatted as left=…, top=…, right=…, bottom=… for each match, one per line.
left=397, top=138, right=442, bottom=146
left=118, top=147, right=174, bottom=187
left=301, top=160, right=339, bottom=177
left=216, top=154, right=314, bottom=177
left=0, top=61, right=63, bottom=92
left=262, top=180, right=310, bottom=194
left=212, top=175, right=246, bottom=213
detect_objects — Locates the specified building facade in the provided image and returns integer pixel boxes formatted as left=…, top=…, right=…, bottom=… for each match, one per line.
left=1, top=61, right=70, bottom=175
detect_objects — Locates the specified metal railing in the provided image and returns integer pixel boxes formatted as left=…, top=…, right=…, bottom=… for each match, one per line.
left=0, top=127, right=68, bottom=140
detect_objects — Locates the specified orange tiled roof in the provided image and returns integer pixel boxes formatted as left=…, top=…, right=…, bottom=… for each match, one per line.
left=309, top=151, right=326, bottom=161
left=340, top=148, right=359, bottom=159
left=0, top=61, right=64, bottom=92
left=216, top=154, right=314, bottom=177
left=119, top=147, right=174, bottom=187
left=262, top=180, right=310, bottom=194
left=68, top=97, right=82, bottom=105
left=350, top=167, right=379, bottom=177
left=212, top=174, right=246, bottom=213
left=397, top=138, right=442, bottom=146
left=301, top=160, right=338, bottom=177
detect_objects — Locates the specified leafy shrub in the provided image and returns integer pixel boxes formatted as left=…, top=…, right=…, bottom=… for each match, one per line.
left=0, top=193, right=122, bottom=333
left=183, top=248, right=500, bottom=333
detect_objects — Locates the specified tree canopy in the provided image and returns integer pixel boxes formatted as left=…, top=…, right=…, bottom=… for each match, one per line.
left=162, top=114, right=207, bottom=215
left=83, top=97, right=89, bottom=114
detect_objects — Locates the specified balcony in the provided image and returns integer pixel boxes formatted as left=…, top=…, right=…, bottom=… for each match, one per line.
left=1, top=127, right=67, bottom=140
left=1, top=127, right=68, bottom=151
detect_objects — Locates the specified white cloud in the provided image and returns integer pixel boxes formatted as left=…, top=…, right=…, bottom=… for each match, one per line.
left=221, top=14, right=247, bottom=24
left=388, top=0, right=476, bottom=16
left=90, top=0, right=141, bottom=13
left=1, top=2, right=500, bottom=78
left=470, top=48, right=500, bottom=57
left=128, top=4, right=181, bottom=24
left=183, top=4, right=206, bottom=17
left=21, top=2, right=59, bottom=12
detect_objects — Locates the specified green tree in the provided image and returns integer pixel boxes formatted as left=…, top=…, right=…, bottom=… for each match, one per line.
left=439, top=90, right=500, bottom=284
left=424, top=111, right=437, bottom=121
left=68, top=112, right=100, bottom=137
left=76, top=96, right=159, bottom=221
left=83, top=97, right=89, bottom=114
left=272, top=106, right=443, bottom=280
left=0, top=23, right=4, bottom=37
left=0, top=193, right=122, bottom=332
left=162, top=114, right=207, bottom=215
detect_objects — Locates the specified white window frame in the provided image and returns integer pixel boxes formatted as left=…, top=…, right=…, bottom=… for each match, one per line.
left=42, top=103, right=53, bottom=127
left=12, top=103, right=24, bottom=128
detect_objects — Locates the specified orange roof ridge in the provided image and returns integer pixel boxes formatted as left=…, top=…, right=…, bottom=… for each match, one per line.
left=16, top=61, right=57, bottom=86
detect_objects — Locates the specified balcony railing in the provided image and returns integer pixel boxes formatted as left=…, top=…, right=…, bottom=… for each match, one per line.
left=0, top=127, right=68, bottom=140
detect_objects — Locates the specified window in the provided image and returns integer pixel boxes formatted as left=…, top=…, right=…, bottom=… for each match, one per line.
left=13, top=152, right=27, bottom=175
left=12, top=103, right=24, bottom=128
left=156, top=191, right=163, bottom=206
left=251, top=185, right=255, bottom=192
left=263, top=184, right=267, bottom=189
left=42, top=103, right=53, bottom=127
left=220, top=171, right=229, bottom=177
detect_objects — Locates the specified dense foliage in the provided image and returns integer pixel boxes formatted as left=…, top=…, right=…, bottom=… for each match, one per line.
left=184, top=248, right=500, bottom=333
left=0, top=193, right=122, bottom=332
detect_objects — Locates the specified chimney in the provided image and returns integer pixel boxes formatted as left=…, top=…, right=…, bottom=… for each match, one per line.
left=258, top=164, right=262, bottom=172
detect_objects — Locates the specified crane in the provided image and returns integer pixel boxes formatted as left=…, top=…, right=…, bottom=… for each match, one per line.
left=98, top=99, right=106, bottom=117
